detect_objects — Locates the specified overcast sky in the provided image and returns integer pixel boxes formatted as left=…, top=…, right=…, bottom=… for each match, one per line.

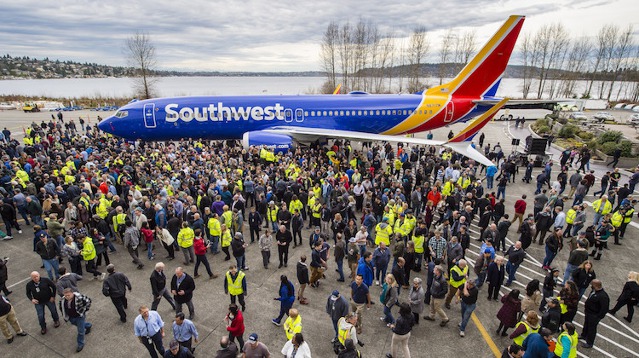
left=1, top=0, right=637, bottom=72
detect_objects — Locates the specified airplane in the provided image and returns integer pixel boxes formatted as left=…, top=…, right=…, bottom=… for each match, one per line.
left=99, top=15, right=527, bottom=167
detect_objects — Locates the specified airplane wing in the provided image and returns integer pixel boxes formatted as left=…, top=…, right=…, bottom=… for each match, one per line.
left=263, top=126, right=495, bottom=167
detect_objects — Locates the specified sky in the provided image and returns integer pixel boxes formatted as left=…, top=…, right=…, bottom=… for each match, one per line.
left=1, top=0, right=637, bottom=72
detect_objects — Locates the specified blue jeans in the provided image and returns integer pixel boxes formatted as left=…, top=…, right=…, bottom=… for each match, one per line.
left=415, top=253, right=424, bottom=269
left=32, top=215, right=44, bottom=227
left=573, top=195, right=584, bottom=206
left=535, top=182, right=543, bottom=194
left=543, top=246, right=556, bottom=267
left=486, top=176, right=494, bottom=189
left=563, top=263, right=577, bottom=285
left=376, top=264, right=388, bottom=283
left=593, top=213, right=603, bottom=226
left=43, top=258, right=60, bottom=280
left=35, top=301, right=59, bottom=329
left=496, top=186, right=505, bottom=200
left=235, top=255, right=246, bottom=270
left=147, top=243, right=153, bottom=259
left=17, top=205, right=30, bottom=224
left=460, top=302, right=476, bottom=332
left=336, top=259, right=344, bottom=281
left=505, top=262, right=519, bottom=285
left=383, top=304, right=395, bottom=324
left=69, top=315, right=91, bottom=348
left=475, top=272, right=486, bottom=288
left=274, top=302, right=293, bottom=323
left=210, top=235, right=219, bottom=254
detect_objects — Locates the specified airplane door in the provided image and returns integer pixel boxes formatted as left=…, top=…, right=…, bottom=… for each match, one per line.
left=284, top=109, right=293, bottom=123
left=444, top=101, right=454, bottom=122
left=144, top=103, right=156, bottom=128
left=294, top=108, right=304, bottom=122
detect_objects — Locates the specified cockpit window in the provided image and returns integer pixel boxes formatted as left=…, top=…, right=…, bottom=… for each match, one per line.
left=115, top=110, right=128, bottom=118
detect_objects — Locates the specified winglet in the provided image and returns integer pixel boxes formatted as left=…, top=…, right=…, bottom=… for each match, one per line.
left=333, top=84, right=342, bottom=95
left=447, top=98, right=509, bottom=143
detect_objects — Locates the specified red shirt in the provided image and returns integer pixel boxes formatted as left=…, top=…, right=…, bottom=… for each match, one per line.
left=226, top=310, right=245, bottom=336
left=514, top=199, right=527, bottom=214
left=193, top=237, right=208, bottom=255
left=140, top=228, right=154, bottom=244
left=428, top=190, right=442, bottom=207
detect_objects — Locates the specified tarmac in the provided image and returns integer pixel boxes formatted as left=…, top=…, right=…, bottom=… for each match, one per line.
left=0, top=109, right=637, bottom=358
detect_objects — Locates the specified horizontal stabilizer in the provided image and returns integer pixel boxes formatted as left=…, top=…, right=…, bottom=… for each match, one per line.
left=447, top=98, right=509, bottom=143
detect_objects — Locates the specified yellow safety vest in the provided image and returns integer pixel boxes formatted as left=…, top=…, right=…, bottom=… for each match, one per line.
left=449, top=265, right=468, bottom=288
left=312, top=202, right=322, bottom=218
left=457, top=177, right=470, bottom=189
left=337, top=317, right=352, bottom=346
left=610, top=211, right=623, bottom=228
left=208, top=217, right=221, bottom=236
left=221, top=230, right=232, bottom=247
left=442, top=181, right=454, bottom=196
left=290, top=199, right=303, bottom=214
left=113, top=213, right=127, bottom=232
left=177, top=228, right=194, bottom=248
left=375, top=223, right=393, bottom=246
left=513, top=321, right=540, bottom=346
left=226, top=271, right=245, bottom=296
left=284, top=315, right=302, bottom=340
left=565, top=209, right=576, bottom=225
left=592, top=199, right=612, bottom=215
left=268, top=207, right=279, bottom=222
left=412, top=234, right=425, bottom=254
left=557, top=296, right=568, bottom=314
left=624, top=208, right=635, bottom=224
left=222, top=211, right=233, bottom=228
left=81, top=237, right=96, bottom=261
left=554, top=331, right=578, bottom=358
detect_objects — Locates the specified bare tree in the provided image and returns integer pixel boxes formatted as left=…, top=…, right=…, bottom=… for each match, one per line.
left=453, top=31, right=476, bottom=73
left=438, top=29, right=454, bottom=85
left=125, top=31, right=157, bottom=99
left=560, top=36, right=590, bottom=98
left=545, top=24, right=570, bottom=98
left=520, top=33, right=535, bottom=99
left=407, top=26, right=429, bottom=93
left=586, top=26, right=610, bottom=98
left=320, top=22, right=339, bottom=93
left=609, top=25, right=633, bottom=100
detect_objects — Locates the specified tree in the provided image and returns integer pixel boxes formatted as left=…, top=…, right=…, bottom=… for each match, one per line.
left=320, top=22, right=339, bottom=93
left=407, top=26, right=428, bottom=93
left=125, top=31, right=157, bottom=99
left=560, top=36, right=590, bottom=98
left=438, top=29, right=454, bottom=85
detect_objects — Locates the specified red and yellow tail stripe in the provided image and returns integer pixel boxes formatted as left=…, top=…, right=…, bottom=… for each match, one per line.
left=447, top=98, right=509, bottom=143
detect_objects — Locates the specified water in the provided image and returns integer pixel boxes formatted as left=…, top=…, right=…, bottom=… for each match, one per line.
left=0, top=76, right=632, bottom=101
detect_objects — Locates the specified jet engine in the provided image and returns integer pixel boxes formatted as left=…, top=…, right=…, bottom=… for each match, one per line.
left=242, top=131, right=293, bottom=153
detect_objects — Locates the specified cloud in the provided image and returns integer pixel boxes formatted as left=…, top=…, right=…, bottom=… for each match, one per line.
left=0, top=0, right=635, bottom=72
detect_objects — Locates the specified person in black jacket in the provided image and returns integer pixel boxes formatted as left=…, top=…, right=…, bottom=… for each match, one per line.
left=102, top=264, right=132, bottom=323
left=386, top=302, right=414, bottom=358
left=296, top=256, right=309, bottom=304
left=0, top=294, right=28, bottom=343
left=0, top=257, right=10, bottom=296
left=170, top=267, right=196, bottom=320
left=541, top=298, right=561, bottom=333
left=608, top=271, right=639, bottom=323
left=35, top=233, right=61, bottom=281
left=505, top=241, right=526, bottom=287
left=580, top=279, right=610, bottom=349
left=0, top=201, right=19, bottom=237
left=486, top=256, right=505, bottom=300
left=247, top=207, right=262, bottom=244
left=25, top=271, right=60, bottom=334
left=150, top=262, right=176, bottom=311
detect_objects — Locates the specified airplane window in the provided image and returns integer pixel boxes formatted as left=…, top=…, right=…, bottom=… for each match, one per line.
left=403, top=110, right=407, bottom=115
left=358, top=111, right=362, bottom=116
left=363, top=110, right=367, bottom=116
left=376, top=110, right=380, bottom=115
left=323, top=111, right=327, bottom=116
left=311, top=111, right=315, bottom=116
left=340, top=111, right=344, bottom=116
left=392, top=110, right=396, bottom=115
left=304, top=111, right=309, bottom=116
left=115, top=110, right=128, bottom=118
left=382, top=110, right=386, bottom=115
left=329, top=111, right=333, bottom=116
left=429, top=110, right=433, bottom=114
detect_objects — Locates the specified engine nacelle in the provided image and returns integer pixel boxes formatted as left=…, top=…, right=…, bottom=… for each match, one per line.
left=242, top=131, right=293, bottom=153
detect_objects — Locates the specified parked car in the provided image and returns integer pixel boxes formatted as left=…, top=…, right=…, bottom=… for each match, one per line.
left=593, top=112, right=615, bottom=122
left=629, top=113, right=639, bottom=125
left=569, top=112, right=588, bottom=120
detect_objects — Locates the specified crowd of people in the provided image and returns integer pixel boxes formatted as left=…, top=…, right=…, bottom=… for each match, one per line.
left=0, top=118, right=637, bottom=358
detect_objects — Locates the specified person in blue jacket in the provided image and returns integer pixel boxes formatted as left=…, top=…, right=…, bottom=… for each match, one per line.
left=272, top=275, right=295, bottom=326
left=522, top=327, right=553, bottom=358
left=356, top=251, right=375, bottom=287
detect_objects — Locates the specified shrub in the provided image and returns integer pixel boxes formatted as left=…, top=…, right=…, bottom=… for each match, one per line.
left=536, top=125, right=550, bottom=135
left=558, top=124, right=579, bottom=138
left=600, top=142, right=617, bottom=155
left=619, top=140, right=633, bottom=157
left=597, top=130, right=623, bottom=145
left=586, top=139, right=598, bottom=151
left=577, top=131, right=594, bottom=140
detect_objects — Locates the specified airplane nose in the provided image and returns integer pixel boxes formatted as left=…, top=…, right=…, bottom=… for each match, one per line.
left=98, top=116, right=115, bottom=134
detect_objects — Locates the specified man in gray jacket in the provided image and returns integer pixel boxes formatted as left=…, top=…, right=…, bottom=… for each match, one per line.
left=102, top=264, right=132, bottom=323
left=123, top=220, right=144, bottom=270
left=424, top=265, right=449, bottom=326
left=326, top=289, right=350, bottom=343
left=56, top=266, right=82, bottom=296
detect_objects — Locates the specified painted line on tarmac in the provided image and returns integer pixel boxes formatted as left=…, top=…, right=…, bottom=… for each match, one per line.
left=7, top=275, right=31, bottom=289
left=470, top=311, right=501, bottom=358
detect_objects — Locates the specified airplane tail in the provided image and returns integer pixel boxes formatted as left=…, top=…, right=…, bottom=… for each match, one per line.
left=431, top=15, right=525, bottom=98
left=447, top=98, right=509, bottom=143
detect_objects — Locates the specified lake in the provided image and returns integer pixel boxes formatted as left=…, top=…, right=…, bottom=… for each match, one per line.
left=0, top=76, right=631, bottom=101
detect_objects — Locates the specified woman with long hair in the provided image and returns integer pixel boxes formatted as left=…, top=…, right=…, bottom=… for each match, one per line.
left=571, top=260, right=596, bottom=299
left=381, top=273, right=399, bottom=326
left=558, top=281, right=579, bottom=324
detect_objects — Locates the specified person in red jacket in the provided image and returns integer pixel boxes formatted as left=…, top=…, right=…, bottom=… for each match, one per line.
left=140, top=222, right=155, bottom=260
left=224, top=303, right=245, bottom=351
left=511, top=195, right=527, bottom=232
left=193, top=229, right=217, bottom=279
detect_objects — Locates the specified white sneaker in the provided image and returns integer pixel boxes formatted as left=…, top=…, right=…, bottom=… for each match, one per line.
left=99, top=273, right=106, bottom=281
left=375, top=280, right=380, bottom=286
left=18, top=230, right=22, bottom=234
left=459, top=331, right=465, bottom=337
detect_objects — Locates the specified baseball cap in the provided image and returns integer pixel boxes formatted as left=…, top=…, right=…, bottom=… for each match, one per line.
left=332, top=290, right=340, bottom=298
left=247, top=333, right=258, bottom=343
left=315, top=226, right=320, bottom=231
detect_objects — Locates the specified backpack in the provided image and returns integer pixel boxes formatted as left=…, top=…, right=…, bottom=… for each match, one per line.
left=379, top=282, right=388, bottom=304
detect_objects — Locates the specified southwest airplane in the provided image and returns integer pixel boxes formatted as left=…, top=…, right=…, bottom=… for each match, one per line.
left=99, top=16, right=526, bottom=166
